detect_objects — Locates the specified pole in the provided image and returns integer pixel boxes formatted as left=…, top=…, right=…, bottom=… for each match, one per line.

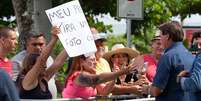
left=127, top=19, right=132, bottom=48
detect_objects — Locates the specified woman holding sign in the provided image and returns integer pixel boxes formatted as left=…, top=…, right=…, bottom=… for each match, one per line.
left=62, top=53, right=138, bottom=99
left=16, top=26, right=68, bottom=99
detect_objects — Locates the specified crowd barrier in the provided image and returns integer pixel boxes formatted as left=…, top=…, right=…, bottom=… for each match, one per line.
left=21, top=95, right=155, bottom=101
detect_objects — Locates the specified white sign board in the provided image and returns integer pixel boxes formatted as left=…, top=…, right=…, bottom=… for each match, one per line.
left=117, top=0, right=143, bottom=19
left=45, top=0, right=97, bottom=57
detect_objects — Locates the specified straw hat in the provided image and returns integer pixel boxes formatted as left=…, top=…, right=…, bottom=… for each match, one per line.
left=103, top=44, right=140, bottom=62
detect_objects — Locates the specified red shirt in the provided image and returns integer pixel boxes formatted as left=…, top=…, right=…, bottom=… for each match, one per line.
left=0, top=59, right=13, bottom=77
left=143, top=54, right=158, bottom=82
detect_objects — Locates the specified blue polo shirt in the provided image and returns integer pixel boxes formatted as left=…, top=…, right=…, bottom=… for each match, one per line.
left=153, top=42, right=195, bottom=101
left=181, top=52, right=201, bottom=101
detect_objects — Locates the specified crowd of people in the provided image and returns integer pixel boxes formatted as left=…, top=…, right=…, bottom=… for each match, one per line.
left=1, top=21, right=201, bottom=101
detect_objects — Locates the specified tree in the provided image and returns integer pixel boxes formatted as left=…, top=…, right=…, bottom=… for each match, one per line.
left=2, top=0, right=201, bottom=49
left=52, top=0, right=172, bottom=45
left=11, top=0, right=34, bottom=49
left=0, top=0, right=14, bottom=18
left=52, top=0, right=115, bottom=32
left=131, top=0, right=172, bottom=44
left=11, top=0, right=52, bottom=50
left=164, top=0, right=201, bottom=21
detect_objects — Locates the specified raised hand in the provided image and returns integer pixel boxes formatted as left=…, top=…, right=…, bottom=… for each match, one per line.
left=51, top=26, right=60, bottom=37
left=127, top=55, right=144, bottom=72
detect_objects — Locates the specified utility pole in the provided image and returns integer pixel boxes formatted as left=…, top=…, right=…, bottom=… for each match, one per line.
left=127, top=19, right=132, bottom=47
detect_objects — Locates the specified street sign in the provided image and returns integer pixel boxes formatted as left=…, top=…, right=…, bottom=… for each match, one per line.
left=117, top=0, right=143, bottom=20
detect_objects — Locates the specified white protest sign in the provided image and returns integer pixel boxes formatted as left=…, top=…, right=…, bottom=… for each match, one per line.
left=45, top=0, right=97, bottom=57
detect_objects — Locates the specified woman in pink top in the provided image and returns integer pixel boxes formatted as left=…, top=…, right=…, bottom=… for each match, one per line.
left=62, top=54, right=137, bottom=99
left=143, top=36, right=163, bottom=82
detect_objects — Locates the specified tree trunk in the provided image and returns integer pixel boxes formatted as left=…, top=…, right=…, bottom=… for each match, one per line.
left=11, top=0, right=34, bottom=50
left=11, top=0, right=52, bottom=50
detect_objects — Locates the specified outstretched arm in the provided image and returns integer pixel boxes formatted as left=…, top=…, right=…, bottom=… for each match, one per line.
left=22, top=26, right=60, bottom=90
left=45, top=49, right=68, bottom=81
left=75, top=67, right=130, bottom=87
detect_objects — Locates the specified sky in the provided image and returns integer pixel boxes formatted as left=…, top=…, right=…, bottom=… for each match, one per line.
left=95, top=13, right=126, bottom=35
left=97, top=13, right=201, bottom=35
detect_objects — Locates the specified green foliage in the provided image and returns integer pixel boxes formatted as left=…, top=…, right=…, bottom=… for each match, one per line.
left=183, top=39, right=189, bottom=49
left=87, top=15, right=113, bottom=33
left=52, top=0, right=114, bottom=33
left=0, top=20, right=16, bottom=28
left=106, top=34, right=151, bottom=53
left=56, top=63, right=68, bottom=84
left=52, top=41, right=68, bottom=85
left=52, top=41, right=64, bottom=57
left=132, top=35, right=151, bottom=53
left=106, top=35, right=127, bottom=49
left=164, top=0, right=201, bottom=20
left=52, top=0, right=116, bottom=16
left=0, top=0, right=15, bottom=18
left=131, top=0, right=172, bottom=36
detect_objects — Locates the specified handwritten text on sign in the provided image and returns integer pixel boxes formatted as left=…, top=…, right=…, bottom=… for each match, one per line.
left=45, top=0, right=97, bottom=57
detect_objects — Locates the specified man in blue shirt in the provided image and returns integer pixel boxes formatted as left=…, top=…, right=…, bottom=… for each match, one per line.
left=177, top=31, right=201, bottom=101
left=149, top=21, right=195, bottom=101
